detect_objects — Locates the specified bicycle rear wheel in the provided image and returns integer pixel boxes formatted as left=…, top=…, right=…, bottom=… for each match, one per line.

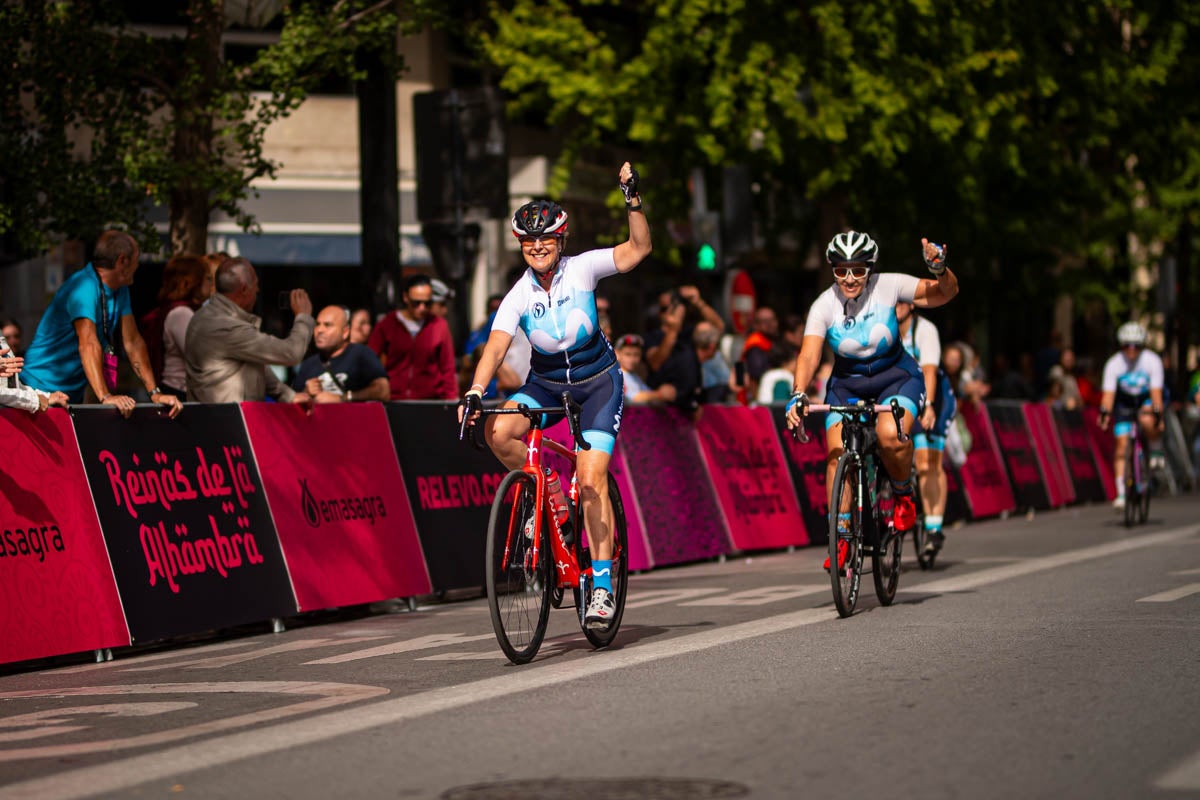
left=1123, top=444, right=1138, bottom=529
left=582, top=473, right=629, bottom=648
left=872, top=467, right=902, bottom=605
left=828, top=452, right=863, bottom=618
left=485, top=471, right=553, bottom=665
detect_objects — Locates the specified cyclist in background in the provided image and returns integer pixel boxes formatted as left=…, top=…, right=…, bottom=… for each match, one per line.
left=1099, top=321, right=1164, bottom=510
left=786, top=232, right=959, bottom=571
left=460, top=162, right=650, bottom=629
left=896, top=300, right=957, bottom=558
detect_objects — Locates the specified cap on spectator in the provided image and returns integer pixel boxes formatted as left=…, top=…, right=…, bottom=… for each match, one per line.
left=431, top=279, right=454, bottom=303
left=615, top=333, right=644, bottom=349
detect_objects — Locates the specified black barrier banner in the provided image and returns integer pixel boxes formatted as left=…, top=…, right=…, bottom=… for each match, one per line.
left=986, top=400, right=1050, bottom=510
left=386, top=402, right=499, bottom=592
left=1051, top=408, right=1107, bottom=503
left=72, top=405, right=296, bottom=643
left=769, top=405, right=829, bottom=545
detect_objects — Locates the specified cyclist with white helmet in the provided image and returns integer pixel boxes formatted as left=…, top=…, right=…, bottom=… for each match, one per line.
left=786, top=231, right=959, bottom=572
left=896, top=299, right=957, bottom=557
left=1099, top=321, right=1165, bottom=510
left=461, top=162, right=650, bottom=629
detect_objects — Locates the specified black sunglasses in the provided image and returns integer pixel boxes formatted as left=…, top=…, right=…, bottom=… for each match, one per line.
left=408, top=298, right=433, bottom=308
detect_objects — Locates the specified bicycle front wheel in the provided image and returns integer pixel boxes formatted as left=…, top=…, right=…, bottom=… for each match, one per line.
left=828, top=452, right=863, bottom=618
left=582, top=472, right=629, bottom=649
left=486, top=470, right=553, bottom=665
left=1137, top=444, right=1152, bottom=524
left=1123, top=444, right=1139, bottom=529
left=872, top=467, right=902, bottom=605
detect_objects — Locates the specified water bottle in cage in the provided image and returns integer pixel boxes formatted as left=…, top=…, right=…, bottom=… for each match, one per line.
left=544, top=468, right=572, bottom=541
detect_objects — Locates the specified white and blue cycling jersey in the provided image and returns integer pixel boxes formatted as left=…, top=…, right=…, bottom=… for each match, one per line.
left=902, top=315, right=957, bottom=448
left=805, top=273, right=921, bottom=377
left=492, top=248, right=618, bottom=383
left=1102, top=348, right=1163, bottom=407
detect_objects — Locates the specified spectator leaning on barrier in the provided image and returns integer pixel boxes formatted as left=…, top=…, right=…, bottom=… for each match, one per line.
left=693, top=320, right=735, bottom=403
left=1, top=319, right=23, bottom=357
left=0, top=330, right=68, bottom=413
left=138, top=254, right=214, bottom=400
left=349, top=308, right=373, bottom=345
left=615, top=332, right=674, bottom=404
left=294, top=306, right=390, bottom=404
left=184, top=257, right=314, bottom=404
left=368, top=274, right=458, bottom=401
left=645, top=285, right=721, bottom=413
left=21, top=230, right=183, bottom=418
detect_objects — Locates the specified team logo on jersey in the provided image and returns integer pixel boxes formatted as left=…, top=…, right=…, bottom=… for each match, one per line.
left=532, top=302, right=546, bottom=319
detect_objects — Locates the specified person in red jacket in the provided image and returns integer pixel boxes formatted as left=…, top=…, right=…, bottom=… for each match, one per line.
left=367, top=274, right=458, bottom=400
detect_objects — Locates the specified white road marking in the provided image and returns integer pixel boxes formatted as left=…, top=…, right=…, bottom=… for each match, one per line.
left=303, top=633, right=495, bottom=665
left=1135, top=583, right=1200, bottom=603
left=1156, top=747, right=1200, bottom=790
left=622, top=588, right=725, bottom=609
left=5, top=523, right=1197, bottom=800
left=53, top=641, right=257, bottom=674
left=1168, top=567, right=1200, bottom=576
left=118, top=637, right=389, bottom=672
left=0, top=682, right=386, bottom=764
left=680, top=585, right=826, bottom=606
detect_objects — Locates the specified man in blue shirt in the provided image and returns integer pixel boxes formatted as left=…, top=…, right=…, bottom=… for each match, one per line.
left=22, top=230, right=182, bottom=417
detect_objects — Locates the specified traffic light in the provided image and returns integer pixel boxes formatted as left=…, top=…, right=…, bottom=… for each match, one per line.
left=692, top=210, right=722, bottom=272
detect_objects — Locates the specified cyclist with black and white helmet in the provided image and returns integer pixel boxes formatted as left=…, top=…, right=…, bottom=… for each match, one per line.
left=786, top=231, right=959, bottom=572
left=460, top=162, right=650, bottom=629
left=1099, top=321, right=1165, bottom=510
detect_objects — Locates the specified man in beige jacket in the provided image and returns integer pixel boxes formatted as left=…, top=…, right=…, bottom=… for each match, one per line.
left=185, top=257, right=314, bottom=403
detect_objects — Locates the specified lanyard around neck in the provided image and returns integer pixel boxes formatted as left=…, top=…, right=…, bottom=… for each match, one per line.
left=94, top=268, right=115, bottom=346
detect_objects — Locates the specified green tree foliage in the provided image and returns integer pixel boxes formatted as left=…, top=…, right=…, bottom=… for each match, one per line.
left=478, top=0, right=1200, bottom=339
left=0, top=0, right=424, bottom=259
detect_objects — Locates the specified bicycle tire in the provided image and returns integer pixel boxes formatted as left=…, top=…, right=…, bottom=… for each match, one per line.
left=1123, top=443, right=1138, bottom=529
left=828, top=452, right=863, bottom=618
left=581, top=473, right=629, bottom=648
left=910, top=463, right=932, bottom=570
left=1137, top=443, right=1151, bottom=524
left=485, top=470, right=553, bottom=665
left=872, top=466, right=902, bottom=605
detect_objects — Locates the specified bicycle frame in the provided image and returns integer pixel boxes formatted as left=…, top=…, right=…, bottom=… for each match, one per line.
left=502, top=425, right=586, bottom=590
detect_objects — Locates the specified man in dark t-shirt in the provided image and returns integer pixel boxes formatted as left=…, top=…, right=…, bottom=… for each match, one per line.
left=294, top=306, right=390, bottom=403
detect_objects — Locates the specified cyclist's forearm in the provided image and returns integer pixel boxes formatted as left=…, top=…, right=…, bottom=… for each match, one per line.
left=922, top=364, right=937, bottom=405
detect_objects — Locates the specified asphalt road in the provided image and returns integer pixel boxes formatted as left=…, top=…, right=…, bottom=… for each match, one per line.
left=1, top=496, right=1198, bottom=800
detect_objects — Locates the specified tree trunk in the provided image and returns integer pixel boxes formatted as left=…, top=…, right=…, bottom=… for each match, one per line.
left=169, top=0, right=224, bottom=256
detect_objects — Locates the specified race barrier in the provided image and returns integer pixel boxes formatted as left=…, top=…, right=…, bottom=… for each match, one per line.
left=0, top=396, right=1188, bottom=667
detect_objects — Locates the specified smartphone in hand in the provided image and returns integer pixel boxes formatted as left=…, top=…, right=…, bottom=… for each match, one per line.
left=735, top=360, right=747, bottom=386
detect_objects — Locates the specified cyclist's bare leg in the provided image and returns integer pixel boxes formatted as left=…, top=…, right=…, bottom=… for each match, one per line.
left=915, top=448, right=944, bottom=514
left=483, top=403, right=532, bottom=470
left=877, top=410, right=916, bottom=484
left=575, top=448, right=613, bottom=561
left=1139, top=407, right=1163, bottom=454
left=824, top=423, right=847, bottom=508
left=1113, top=433, right=1128, bottom=486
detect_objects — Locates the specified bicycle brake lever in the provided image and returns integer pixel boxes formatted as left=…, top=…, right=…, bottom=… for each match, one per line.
left=891, top=398, right=909, bottom=444
left=562, top=392, right=591, bottom=450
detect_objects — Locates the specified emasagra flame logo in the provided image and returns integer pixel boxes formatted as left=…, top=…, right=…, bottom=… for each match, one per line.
left=300, top=478, right=321, bottom=528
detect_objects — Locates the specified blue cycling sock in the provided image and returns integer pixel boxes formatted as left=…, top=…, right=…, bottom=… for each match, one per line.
left=925, top=514, right=943, bottom=533
left=836, top=512, right=852, bottom=533
left=592, top=559, right=613, bottom=593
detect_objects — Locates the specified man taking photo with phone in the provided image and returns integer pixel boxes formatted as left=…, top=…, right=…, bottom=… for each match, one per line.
left=185, top=257, right=314, bottom=403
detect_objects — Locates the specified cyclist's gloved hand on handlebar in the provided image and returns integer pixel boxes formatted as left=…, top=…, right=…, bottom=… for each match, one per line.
left=922, top=237, right=948, bottom=275
left=459, top=386, right=484, bottom=425
left=785, top=392, right=809, bottom=426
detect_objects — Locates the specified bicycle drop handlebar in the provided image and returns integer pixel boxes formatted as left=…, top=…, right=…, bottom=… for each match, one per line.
left=457, top=392, right=592, bottom=452
left=790, top=398, right=909, bottom=445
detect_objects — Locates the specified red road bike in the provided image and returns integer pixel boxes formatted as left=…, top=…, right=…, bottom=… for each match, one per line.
left=460, top=393, right=629, bottom=664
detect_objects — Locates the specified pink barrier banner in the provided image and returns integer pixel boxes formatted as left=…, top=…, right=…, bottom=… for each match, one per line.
left=242, top=402, right=431, bottom=611
left=1083, top=407, right=1118, bottom=501
left=0, top=409, right=129, bottom=664
left=695, top=406, right=807, bottom=550
left=772, top=407, right=829, bottom=542
left=1023, top=403, right=1075, bottom=507
left=543, top=419, right=654, bottom=572
left=957, top=402, right=1017, bottom=518
left=620, top=406, right=732, bottom=566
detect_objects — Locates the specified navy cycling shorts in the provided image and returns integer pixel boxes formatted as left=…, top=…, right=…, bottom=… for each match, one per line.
left=913, top=370, right=958, bottom=451
left=824, top=359, right=925, bottom=431
left=507, top=361, right=625, bottom=454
